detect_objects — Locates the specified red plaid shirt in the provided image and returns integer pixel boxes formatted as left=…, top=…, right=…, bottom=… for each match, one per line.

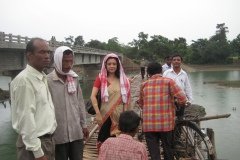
left=98, top=134, right=148, bottom=160
left=139, top=74, right=187, bottom=132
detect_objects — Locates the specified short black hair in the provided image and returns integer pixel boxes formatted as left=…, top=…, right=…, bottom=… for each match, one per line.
left=164, top=55, right=171, bottom=60
left=119, top=111, right=141, bottom=133
left=147, top=62, right=162, bottom=76
left=63, top=49, right=73, bottom=55
left=172, top=54, right=183, bottom=61
left=26, top=37, right=45, bottom=54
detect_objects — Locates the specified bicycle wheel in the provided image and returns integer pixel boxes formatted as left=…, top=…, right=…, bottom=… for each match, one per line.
left=173, top=120, right=214, bottom=160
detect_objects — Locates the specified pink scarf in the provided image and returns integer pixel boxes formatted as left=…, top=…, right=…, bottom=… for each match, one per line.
left=99, top=53, right=130, bottom=104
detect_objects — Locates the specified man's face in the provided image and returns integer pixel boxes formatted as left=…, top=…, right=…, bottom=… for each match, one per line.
left=28, top=40, right=51, bottom=72
left=166, top=58, right=172, bottom=66
left=172, top=56, right=182, bottom=68
left=62, top=52, right=73, bottom=73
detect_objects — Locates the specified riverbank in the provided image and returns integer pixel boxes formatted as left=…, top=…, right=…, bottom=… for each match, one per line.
left=183, top=64, right=240, bottom=72
left=182, top=64, right=240, bottom=88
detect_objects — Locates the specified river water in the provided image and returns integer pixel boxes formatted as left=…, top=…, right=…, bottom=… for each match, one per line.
left=0, top=70, right=240, bottom=160
left=190, top=71, right=240, bottom=160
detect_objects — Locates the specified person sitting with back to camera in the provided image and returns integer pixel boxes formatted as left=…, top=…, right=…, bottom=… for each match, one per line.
left=98, top=110, right=148, bottom=160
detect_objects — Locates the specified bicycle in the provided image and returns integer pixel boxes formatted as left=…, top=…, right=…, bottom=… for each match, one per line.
left=173, top=113, right=213, bottom=160
left=136, top=101, right=230, bottom=160
left=173, top=104, right=230, bottom=160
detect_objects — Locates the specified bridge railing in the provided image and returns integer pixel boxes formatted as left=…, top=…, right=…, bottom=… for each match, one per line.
left=0, top=32, right=117, bottom=55
left=0, top=32, right=31, bottom=44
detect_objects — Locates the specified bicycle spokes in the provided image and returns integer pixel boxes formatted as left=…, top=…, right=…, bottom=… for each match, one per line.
left=173, top=122, right=212, bottom=160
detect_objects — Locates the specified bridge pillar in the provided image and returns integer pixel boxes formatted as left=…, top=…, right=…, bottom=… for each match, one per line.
left=73, top=64, right=101, bottom=81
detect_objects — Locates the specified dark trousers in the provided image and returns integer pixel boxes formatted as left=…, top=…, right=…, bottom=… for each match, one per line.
left=140, top=67, right=145, bottom=80
left=97, top=117, right=112, bottom=143
left=145, top=131, right=173, bottom=160
left=55, top=139, right=84, bottom=160
left=16, top=135, right=55, bottom=160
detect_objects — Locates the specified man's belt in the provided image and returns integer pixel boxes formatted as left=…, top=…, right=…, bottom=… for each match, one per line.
left=39, top=133, right=53, bottom=139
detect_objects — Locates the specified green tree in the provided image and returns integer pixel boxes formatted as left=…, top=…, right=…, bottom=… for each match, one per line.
left=74, top=35, right=85, bottom=46
left=148, top=35, right=171, bottom=60
left=129, top=32, right=149, bottom=49
left=65, top=35, right=74, bottom=45
left=128, top=32, right=150, bottom=60
left=171, top=37, right=191, bottom=63
left=190, top=23, right=231, bottom=64
left=85, top=39, right=106, bottom=50
left=190, top=39, right=209, bottom=64
left=106, top=37, right=124, bottom=53
left=210, top=23, right=231, bottom=63
left=230, top=34, right=240, bottom=58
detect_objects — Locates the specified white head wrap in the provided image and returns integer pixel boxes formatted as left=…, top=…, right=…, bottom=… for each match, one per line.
left=54, top=46, right=78, bottom=77
left=54, top=46, right=78, bottom=93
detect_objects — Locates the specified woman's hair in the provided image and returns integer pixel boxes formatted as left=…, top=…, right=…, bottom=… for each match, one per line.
left=119, top=110, right=141, bottom=133
left=147, top=62, right=162, bottom=76
left=105, top=57, right=120, bottom=78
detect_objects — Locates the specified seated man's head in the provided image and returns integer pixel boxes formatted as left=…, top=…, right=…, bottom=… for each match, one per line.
left=119, top=111, right=141, bottom=136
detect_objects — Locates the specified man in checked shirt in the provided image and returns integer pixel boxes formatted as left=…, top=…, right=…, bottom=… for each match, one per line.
left=138, top=62, right=187, bottom=160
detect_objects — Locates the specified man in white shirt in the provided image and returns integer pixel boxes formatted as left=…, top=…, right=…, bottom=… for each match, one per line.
left=162, top=56, right=172, bottom=73
left=163, top=54, right=193, bottom=116
left=10, top=38, right=57, bottom=160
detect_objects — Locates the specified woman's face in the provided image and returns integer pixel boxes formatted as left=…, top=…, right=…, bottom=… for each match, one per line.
left=106, top=58, right=118, bottom=74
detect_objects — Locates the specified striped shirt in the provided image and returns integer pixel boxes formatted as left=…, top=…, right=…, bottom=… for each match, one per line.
left=139, top=74, right=187, bottom=132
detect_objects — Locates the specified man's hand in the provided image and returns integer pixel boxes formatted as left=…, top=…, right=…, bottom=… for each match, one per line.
left=83, top=128, right=89, bottom=140
left=35, top=156, right=47, bottom=160
left=185, top=101, right=191, bottom=107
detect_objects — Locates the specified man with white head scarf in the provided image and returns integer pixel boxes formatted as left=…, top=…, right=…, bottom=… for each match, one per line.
left=47, top=46, right=89, bottom=160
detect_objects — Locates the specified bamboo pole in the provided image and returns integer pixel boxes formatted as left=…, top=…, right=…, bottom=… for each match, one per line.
left=84, top=124, right=98, bottom=144
left=190, top=113, right=231, bottom=122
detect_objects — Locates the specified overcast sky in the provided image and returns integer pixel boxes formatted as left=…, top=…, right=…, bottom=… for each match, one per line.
left=1, top=0, right=240, bottom=45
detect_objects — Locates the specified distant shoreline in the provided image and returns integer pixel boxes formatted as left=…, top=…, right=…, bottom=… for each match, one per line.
left=182, top=64, right=240, bottom=88
left=182, top=64, right=240, bottom=72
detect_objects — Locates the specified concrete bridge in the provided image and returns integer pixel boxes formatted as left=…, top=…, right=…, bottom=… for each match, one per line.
left=0, top=32, right=123, bottom=79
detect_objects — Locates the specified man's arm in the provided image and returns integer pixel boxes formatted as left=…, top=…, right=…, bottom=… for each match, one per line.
left=76, top=81, right=88, bottom=136
left=184, top=74, right=193, bottom=103
left=169, top=80, right=187, bottom=105
left=11, top=84, right=44, bottom=158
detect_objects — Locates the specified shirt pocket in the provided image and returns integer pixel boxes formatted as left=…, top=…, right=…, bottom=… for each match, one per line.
left=35, top=82, right=49, bottom=108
